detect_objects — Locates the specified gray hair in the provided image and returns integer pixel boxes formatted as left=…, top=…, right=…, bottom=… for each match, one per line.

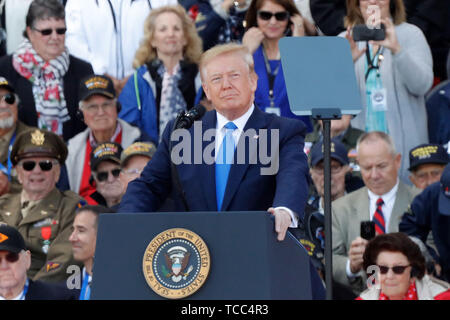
left=356, top=131, right=397, bottom=157
left=23, top=0, right=65, bottom=38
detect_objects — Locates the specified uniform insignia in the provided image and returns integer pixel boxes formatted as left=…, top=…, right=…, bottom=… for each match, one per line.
left=77, top=200, right=87, bottom=208
left=31, top=129, right=45, bottom=146
left=300, top=239, right=315, bottom=256
left=143, top=228, right=210, bottom=299
left=0, top=233, right=8, bottom=243
left=46, top=262, right=60, bottom=272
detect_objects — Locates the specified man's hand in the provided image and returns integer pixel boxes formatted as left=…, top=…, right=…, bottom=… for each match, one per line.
left=267, top=207, right=292, bottom=241
left=349, top=236, right=369, bottom=274
left=0, top=172, right=10, bottom=196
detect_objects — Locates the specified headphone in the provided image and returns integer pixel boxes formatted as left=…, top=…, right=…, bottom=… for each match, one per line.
left=76, top=100, right=122, bottom=122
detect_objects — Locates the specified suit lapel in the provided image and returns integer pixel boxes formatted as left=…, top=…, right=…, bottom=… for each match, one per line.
left=221, top=107, right=268, bottom=211
left=389, top=182, right=409, bottom=233
left=196, top=110, right=217, bottom=211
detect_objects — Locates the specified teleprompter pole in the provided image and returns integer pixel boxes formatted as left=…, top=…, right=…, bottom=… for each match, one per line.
left=312, top=108, right=342, bottom=300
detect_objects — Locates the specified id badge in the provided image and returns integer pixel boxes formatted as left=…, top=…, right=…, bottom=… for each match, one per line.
left=265, top=107, right=280, bottom=116
left=371, top=88, right=387, bottom=111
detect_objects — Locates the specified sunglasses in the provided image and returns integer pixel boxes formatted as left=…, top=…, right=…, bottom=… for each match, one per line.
left=257, top=10, right=290, bottom=21
left=32, top=27, right=67, bottom=36
left=0, top=252, right=20, bottom=263
left=377, top=265, right=411, bottom=275
left=0, top=93, right=15, bottom=105
left=20, top=160, right=58, bottom=172
left=96, top=168, right=121, bottom=182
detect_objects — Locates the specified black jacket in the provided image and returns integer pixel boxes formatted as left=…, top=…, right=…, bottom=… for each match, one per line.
left=26, top=279, right=80, bottom=300
left=0, top=54, right=94, bottom=141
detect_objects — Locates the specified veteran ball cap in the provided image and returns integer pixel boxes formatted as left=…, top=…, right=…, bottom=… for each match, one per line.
left=408, top=143, right=449, bottom=171
left=90, top=142, right=123, bottom=172
left=0, top=224, right=27, bottom=254
left=438, top=163, right=450, bottom=216
left=310, top=138, right=349, bottom=167
left=0, top=76, right=15, bottom=93
left=11, top=129, right=68, bottom=166
left=121, top=141, right=156, bottom=167
left=79, top=74, right=116, bottom=102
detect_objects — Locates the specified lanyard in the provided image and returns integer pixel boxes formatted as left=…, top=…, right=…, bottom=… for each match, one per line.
left=364, top=42, right=384, bottom=81
left=0, top=130, right=16, bottom=181
left=79, top=269, right=91, bottom=300
left=262, top=47, right=281, bottom=108
left=20, top=279, right=29, bottom=300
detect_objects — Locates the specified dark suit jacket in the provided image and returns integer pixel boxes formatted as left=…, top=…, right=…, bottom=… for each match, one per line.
left=25, top=279, right=79, bottom=300
left=119, top=107, right=309, bottom=216
left=0, top=54, right=93, bottom=141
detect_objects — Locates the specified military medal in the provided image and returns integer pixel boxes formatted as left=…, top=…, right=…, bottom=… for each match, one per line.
left=41, top=226, right=52, bottom=254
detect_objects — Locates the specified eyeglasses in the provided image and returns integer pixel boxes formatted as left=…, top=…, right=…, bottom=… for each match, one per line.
left=377, top=265, right=411, bottom=275
left=96, top=168, right=121, bottom=182
left=0, top=93, right=15, bottom=105
left=20, top=160, right=58, bottom=172
left=32, top=27, right=67, bottom=36
left=0, top=252, right=20, bottom=263
left=312, top=164, right=344, bottom=175
left=82, top=100, right=116, bottom=114
left=257, top=11, right=290, bottom=21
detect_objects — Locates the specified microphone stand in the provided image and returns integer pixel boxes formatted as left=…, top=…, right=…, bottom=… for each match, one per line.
left=169, top=111, right=190, bottom=212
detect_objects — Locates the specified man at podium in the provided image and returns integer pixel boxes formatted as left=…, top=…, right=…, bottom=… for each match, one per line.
left=119, top=43, right=310, bottom=242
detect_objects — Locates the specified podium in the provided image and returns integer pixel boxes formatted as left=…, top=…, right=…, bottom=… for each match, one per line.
left=90, top=211, right=319, bottom=300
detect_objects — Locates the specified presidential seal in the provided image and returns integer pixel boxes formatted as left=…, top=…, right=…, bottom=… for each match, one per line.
left=142, top=228, right=210, bottom=299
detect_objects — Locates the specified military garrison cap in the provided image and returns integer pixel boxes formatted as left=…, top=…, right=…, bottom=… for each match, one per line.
left=10, top=129, right=68, bottom=165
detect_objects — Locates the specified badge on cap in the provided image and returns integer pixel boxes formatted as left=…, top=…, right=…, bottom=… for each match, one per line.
left=31, top=130, right=45, bottom=146
left=0, top=233, right=8, bottom=243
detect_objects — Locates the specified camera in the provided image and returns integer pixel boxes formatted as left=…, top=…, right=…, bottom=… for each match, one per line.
left=352, top=24, right=386, bottom=41
left=360, top=221, right=375, bottom=240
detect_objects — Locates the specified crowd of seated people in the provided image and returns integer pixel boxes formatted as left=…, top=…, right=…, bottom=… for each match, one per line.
left=0, top=0, right=449, bottom=300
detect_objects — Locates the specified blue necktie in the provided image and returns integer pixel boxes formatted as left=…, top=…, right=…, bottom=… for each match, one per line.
left=215, top=122, right=237, bottom=211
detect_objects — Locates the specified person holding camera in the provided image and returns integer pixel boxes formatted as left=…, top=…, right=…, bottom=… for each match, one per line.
left=332, top=131, right=420, bottom=295
left=342, top=0, right=433, bottom=185
left=356, top=232, right=450, bottom=300
left=242, top=0, right=316, bottom=132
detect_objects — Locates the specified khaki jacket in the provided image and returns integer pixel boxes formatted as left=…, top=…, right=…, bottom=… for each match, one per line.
left=0, top=188, right=84, bottom=282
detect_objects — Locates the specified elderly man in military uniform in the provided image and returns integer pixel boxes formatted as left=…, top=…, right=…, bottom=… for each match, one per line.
left=0, top=129, right=84, bottom=282
left=0, top=77, right=33, bottom=196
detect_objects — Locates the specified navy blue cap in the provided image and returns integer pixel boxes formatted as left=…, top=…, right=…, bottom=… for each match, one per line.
left=438, top=163, right=450, bottom=216
left=309, top=139, right=349, bottom=167
left=0, top=224, right=26, bottom=253
left=408, top=143, right=449, bottom=171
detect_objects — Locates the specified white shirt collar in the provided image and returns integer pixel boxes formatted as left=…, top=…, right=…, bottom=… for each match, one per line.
left=367, top=179, right=399, bottom=203
left=216, top=104, right=254, bottom=132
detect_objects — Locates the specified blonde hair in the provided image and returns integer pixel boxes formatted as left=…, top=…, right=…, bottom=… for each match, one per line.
left=344, top=0, right=406, bottom=27
left=199, top=43, right=255, bottom=81
left=132, top=5, right=203, bottom=68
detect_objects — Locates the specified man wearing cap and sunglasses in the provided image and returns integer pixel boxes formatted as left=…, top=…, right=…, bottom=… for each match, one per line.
left=0, top=128, right=85, bottom=283
left=84, top=142, right=124, bottom=209
left=0, top=224, right=78, bottom=300
left=0, top=77, right=34, bottom=196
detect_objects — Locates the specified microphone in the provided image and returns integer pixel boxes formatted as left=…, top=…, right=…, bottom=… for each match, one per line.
left=175, top=104, right=206, bottom=129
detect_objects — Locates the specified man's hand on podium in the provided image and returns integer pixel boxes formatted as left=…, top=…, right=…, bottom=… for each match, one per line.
left=267, top=207, right=292, bottom=241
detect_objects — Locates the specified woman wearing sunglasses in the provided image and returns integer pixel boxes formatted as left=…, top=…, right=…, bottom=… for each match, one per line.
left=241, top=0, right=316, bottom=132
left=357, top=232, right=450, bottom=300
left=0, top=0, right=94, bottom=142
